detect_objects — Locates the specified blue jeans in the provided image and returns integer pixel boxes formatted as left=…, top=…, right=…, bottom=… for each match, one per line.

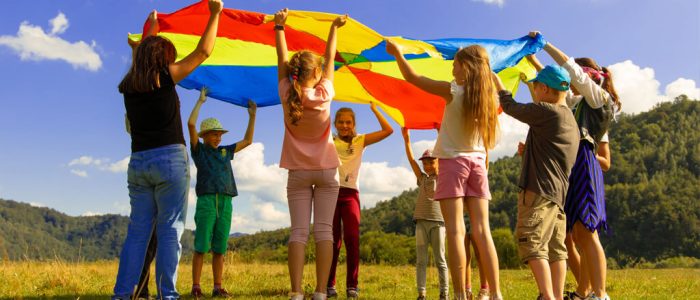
left=113, top=144, right=190, bottom=300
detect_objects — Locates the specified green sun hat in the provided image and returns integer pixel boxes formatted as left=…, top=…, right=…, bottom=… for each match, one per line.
left=198, top=117, right=228, bottom=137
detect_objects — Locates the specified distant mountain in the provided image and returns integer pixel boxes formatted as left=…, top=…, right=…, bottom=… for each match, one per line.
left=0, top=199, right=194, bottom=261
left=2, top=96, right=698, bottom=267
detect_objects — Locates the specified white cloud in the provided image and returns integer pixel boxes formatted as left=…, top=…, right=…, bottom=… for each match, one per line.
left=69, top=156, right=103, bottom=167
left=66, top=155, right=129, bottom=175
left=231, top=143, right=287, bottom=203
left=665, top=78, right=700, bottom=100
left=253, top=201, right=288, bottom=222
left=412, top=140, right=435, bottom=158
left=49, top=12, right=69, bottom=35
left=358, top=162, right=415, bottom=208
left=0, top=12, right=102, bottom=71
left=473, top=0, right=504, bottom=7
left=608, top=60, right=699, bottom=114
left=70, top=169, right=88, bottom=178
left=492, top=114, right=528, bottom=160
left=81, top=211, right=105, bottom=217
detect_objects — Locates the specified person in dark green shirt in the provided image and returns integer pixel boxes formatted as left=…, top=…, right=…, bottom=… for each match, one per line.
left=187, top=88, right=257, bottom=298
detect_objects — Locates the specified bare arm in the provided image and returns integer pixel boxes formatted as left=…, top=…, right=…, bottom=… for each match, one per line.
left=596, top=142, right=611, bottom=172
left=526, top=54, right=544, bottom=72
left=187, top=88, right=207, bottom=151
left=234, top=100, right=257, bottom=152
left=169, top=0, right=223, bottom=83
left=274, top=8, right=289, bottom=81
left=401, top=128, right=422, bottom=179
left=323, top=15, right=348, bottom=81
left=386, top=39, right=451, bottom=100
left=363, top=102, right=394, bottom=147
left=128, top=10, right=159, bottom=59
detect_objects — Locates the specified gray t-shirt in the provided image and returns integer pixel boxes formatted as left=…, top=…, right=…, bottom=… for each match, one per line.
left=414, top=173, right=444, bottom=222
left=499, top=91, right=580, bottom=207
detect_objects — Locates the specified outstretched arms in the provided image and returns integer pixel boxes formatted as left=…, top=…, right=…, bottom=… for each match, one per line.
left=386, top=39, right=451, bottom=101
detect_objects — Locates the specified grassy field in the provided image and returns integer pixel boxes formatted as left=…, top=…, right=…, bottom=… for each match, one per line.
left=1, top=259, right=699, bottom=299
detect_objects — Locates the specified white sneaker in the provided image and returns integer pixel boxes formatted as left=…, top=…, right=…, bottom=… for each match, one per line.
left=312, top=292, right=327, bottom=300
left=289, top=292, right=304, bottom=300
left=476, top=289, right=490, bottom=300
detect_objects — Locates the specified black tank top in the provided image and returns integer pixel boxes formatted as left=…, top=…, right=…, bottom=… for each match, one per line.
left=123, top=68, right=186, bottom=152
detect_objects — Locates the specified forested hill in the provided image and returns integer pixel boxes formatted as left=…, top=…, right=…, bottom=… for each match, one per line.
left=2, top=97, right=698, bottom=266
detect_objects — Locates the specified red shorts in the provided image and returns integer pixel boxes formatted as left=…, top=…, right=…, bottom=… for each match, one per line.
left=434, top=156, right=491, bottom=200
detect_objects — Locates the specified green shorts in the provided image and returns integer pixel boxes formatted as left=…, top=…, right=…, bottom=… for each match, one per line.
left=194, top=194, right=233, bottom=254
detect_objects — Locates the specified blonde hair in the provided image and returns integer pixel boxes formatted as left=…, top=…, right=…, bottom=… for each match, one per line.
left=286, top=50, right=323, bottom=125
left=454, top=45, right=499, bottom=150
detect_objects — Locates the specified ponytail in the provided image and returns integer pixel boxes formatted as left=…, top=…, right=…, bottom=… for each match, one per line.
left=286, top=50, right=322, bottom=126
left=601, top=67, right=621, bottom=112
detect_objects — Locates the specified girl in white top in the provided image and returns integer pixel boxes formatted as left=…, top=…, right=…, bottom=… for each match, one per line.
left=326, top=103, right=393, bottom=298
left=386, top=40, right=502, bottom=300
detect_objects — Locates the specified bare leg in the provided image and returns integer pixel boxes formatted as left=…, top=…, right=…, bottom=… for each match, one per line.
left=440, top=197, right=467, bottom=299
left=465, top=197, right=501, bottom=298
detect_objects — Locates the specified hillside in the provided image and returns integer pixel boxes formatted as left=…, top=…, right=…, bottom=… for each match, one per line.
left=1, top=96, right=698, bottom=267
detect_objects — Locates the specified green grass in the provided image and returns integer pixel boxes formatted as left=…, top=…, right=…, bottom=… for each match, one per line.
left=1, top=258, right=699, bottom=299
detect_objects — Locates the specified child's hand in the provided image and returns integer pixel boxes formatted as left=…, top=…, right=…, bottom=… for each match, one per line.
left=148, top=10, right=158, bottom=24
left=208, top=0, right=223, bottom=15
left=127, top=33, right=139, bottom=49
left=519, top=72, right=528, bottom=82
left=198, top=87, right=208, bottom=103
left=517, top=141, right=525, bottom=156
left=369, top=101, right=378, bottom=111
left=385, top=39, right=402, bottom=57
left=247, top=99, right=257, bottom=116
left=528, top=31, right=541, bottom=38
left=333, top=14, right=348, bottom=28
left=274, top=8, right=288, bottom=25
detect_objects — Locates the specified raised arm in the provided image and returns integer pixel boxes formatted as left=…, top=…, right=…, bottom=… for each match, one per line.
left=188, top=88, right=207, bottom=150
left=169, top=0, right=223, bottom=83
left=274, top=8, right=289, bottom=81
left=526, top=54, right=544, bottom=72
left=363, top=102, right=394, bottom=147
left=493, top=72, right=547, bottom=126
left=401, top=128, right=422, bottom=179
left=322, top=15, right=347, bottom=81
left=532, top=31, right=609, bottom=108
left=128, top=10, right=159, bottom=59
left=386, top=39, right=451, bottom=101
left=234, top=100, right=257, bottom=153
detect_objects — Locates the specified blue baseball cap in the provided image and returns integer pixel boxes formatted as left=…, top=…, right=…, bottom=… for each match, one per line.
left=530, top=65, right=571, bottom=91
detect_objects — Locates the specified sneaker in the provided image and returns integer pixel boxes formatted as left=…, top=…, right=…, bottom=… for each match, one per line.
left=327, top=286, right=338, bottom=298
left=476, top=289, right=490, bottom=300
left=585, top=294, right=610, bottom=300
left=312, top=292, right=327, bottom=300
left=564, top=291, right=587, bottom=300
left=417, top=295, right=426, bottom=300
left=465, top=290, right=473, bottom=300
left=439, top=292, right=449, bottom=300
left=191, top=287, right=204, bottom=299
left=289, top=292, right=305, bottom=300
left=212, top=287, right=232, bottom=298
left=347, top=288, right=359, bottom=299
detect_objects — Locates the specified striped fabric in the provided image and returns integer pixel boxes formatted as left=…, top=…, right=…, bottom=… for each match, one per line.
left=129, top=0, right=546, bottom=129
left=564, top=141, right=608, bottom=233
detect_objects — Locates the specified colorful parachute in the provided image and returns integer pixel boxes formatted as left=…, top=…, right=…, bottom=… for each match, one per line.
left=130, top=0, right=545, bottom=129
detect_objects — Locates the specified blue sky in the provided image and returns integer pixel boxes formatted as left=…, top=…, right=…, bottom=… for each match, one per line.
left=0, top=0, right=698, bottom=233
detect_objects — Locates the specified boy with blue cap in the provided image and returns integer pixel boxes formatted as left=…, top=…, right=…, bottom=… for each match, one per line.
left=492, top=63, right=580, bottom=300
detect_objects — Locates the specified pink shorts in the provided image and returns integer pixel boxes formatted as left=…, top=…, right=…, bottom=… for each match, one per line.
left=434, top=156, right=491, bottom=200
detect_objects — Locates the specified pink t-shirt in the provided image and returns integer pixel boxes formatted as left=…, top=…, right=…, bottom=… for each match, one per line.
left=278, top=78, right=340, bottom=170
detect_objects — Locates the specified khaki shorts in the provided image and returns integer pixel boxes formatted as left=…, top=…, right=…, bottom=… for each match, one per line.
left=515, top=190, right=567, bottom=264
